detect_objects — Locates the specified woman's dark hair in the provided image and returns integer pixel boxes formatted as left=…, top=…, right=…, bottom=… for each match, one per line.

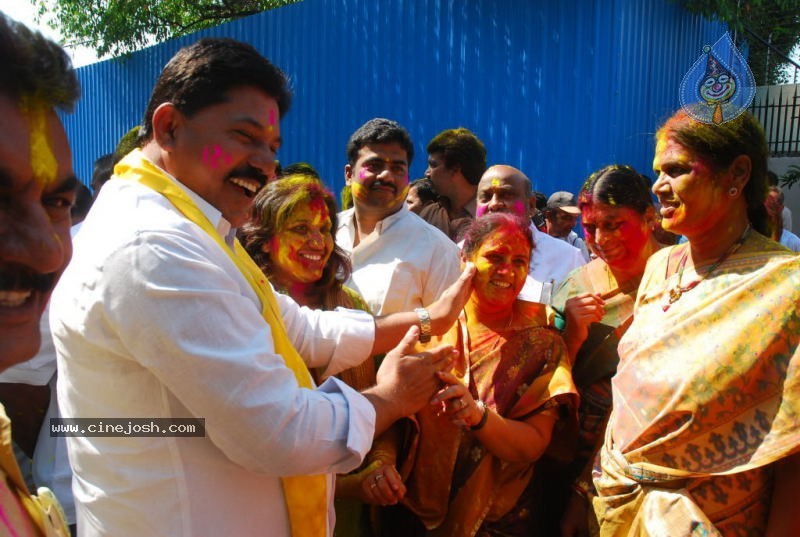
left=239, top=173, right=353, bottom=309
left=656, top=110, right=768, bottom=235
left=579, top=164, right=653, bottom=214
left=462, top=213, right=534, bottom=258
left=409, top=177, right=439, bottom=203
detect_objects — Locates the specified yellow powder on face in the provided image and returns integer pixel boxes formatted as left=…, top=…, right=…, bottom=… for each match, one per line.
left=351, top=182, right=368, bottom=201
left=491, top=178, right=500, bottom=187
left=21, top=96, right=58, bottom=186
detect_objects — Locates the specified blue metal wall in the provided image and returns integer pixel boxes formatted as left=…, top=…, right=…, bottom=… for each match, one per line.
left=64, top=0, right=725, bottom=198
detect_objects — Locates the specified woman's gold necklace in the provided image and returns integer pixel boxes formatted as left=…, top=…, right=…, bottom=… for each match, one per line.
left=662, top=225, right=750, bottom=312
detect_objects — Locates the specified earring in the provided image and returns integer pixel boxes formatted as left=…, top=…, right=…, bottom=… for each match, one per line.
left=728, top=187, right=739, bottom=197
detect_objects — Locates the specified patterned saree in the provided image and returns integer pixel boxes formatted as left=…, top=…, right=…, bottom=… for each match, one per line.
left=593, top=233, right=800, bottom=536
left=399, top=301, right=577, bottom=536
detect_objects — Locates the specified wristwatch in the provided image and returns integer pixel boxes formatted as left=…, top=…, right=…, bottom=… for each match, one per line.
left=415, top=307, right=432, bottom=343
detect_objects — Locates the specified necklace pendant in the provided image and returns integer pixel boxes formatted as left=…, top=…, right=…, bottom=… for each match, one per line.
left=668, top=287, right=682, bottom=304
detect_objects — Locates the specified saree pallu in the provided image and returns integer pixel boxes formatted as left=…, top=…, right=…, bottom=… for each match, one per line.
left=399, top=302, right=578, bottom=536
left=550, top=257, right=639, bottom=465
left=594, top=234, right=800, bottom=536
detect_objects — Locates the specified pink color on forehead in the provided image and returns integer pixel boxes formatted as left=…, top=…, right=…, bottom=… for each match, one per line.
left=269, top=109, right=277, bottom=125
left=308, top=196, right=328, bottom=216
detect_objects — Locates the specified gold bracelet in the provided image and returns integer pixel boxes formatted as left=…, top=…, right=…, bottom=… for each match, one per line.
left=470, top=400, right=489, bottom=431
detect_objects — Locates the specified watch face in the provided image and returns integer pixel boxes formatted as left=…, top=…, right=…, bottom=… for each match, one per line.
left=415, top=308, right=432, bottom=342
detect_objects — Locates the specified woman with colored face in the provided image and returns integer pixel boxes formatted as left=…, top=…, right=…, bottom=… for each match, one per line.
left=240, top=173, right=379, bottom=535
left=240, top=173, right=361, bottom=312
left=382, top=213, right=577, bottom=536
left=542, top=165, right=663, bottom=536
left=590, top=111, right=800, bottom=536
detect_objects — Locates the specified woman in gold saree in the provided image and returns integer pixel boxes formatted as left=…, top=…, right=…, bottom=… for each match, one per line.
left=383, top=213, right=577, bottom=536
left=593, top=110, right=800, bottom=536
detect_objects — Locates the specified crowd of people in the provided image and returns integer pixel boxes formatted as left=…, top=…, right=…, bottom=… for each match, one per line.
left=1, top=12, right=798, bottom=537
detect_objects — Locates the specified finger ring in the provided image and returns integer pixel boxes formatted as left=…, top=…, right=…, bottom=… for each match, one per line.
left=375, top=475, right=384, bottom=482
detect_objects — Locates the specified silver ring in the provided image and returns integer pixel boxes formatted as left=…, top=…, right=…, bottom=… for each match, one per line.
left=375, top=475, right=384, bottom=482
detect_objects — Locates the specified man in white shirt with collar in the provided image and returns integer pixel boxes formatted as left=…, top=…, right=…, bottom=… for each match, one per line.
left=336, top=118, right=462, bottom=316
left=50, top=39, right=471, bottom=537
left=475, top=165, right=586, bottom=303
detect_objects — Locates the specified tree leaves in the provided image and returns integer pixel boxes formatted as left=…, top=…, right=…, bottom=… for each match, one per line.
left=32, top=0, right=300, bottom=58
left=674, top=0, right=800, bottom=85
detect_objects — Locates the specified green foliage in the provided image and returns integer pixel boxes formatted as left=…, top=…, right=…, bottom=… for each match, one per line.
left=781, top=164, right=800, bottom=189
left=675, top=0, right=800, bottom=85
left=33, top=0, right=301, bottom=58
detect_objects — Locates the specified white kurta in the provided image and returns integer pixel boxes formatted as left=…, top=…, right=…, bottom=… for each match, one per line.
left=50, top=166, right=377, bottom=537
left=518, top=224, right=586, bottom=304
left=336, top=207, right=461, bottom=315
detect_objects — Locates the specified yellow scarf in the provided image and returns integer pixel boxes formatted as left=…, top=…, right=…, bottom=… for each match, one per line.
left=118, top=149, right=327, bottom=536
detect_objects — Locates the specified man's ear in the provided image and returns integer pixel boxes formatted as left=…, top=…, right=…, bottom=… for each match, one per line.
left=151, top=102, right=181, bottom=151
left=526, top=196, right=537, bottom=218
left=344, top=164, right=353, bottom=186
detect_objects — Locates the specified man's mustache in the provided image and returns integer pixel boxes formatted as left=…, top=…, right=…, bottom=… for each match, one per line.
left=226, top=165, right=268, bottom=186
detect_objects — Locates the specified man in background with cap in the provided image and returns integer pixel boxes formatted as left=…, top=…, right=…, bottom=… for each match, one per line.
left=545, top=191, right=590, bottom=261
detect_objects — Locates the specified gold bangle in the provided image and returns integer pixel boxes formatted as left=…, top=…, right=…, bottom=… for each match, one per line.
left=572, top=479, right=593, bottom=501
left=470, top=400, right=489, bottom=431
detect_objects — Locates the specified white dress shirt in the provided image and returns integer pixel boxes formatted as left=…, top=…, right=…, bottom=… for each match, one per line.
left=336, top=207, right=461, bottom=315
left=50, top=167, right=377, bottom=537
left=518, top=225, right=587, bottom=304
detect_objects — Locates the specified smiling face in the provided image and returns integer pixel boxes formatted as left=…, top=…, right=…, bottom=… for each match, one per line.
left=345, top=142, right=409, bottom=217
left=700, top=73, right=736, bottom=104
left=160, top=86, right=281, bottom=228
left=582, top=202, right=653, bottom=270
left=0, top=95, right=77, bottom=368
left=652, top=135, right=732, bottom=240
left=467, top=227, right=531, bottom=313
left=265, top=198, right=334, bottom=288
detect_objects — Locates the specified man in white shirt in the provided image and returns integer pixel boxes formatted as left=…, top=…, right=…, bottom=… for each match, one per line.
left=475, top=166, right=586, bottom=303
left=336, top=118, right=462, bottom=316
left=766, top=186, right=800, bottom=252
left=545, top=191, right=591, bottom=262
left=50, top=39, right=471, bottom=537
